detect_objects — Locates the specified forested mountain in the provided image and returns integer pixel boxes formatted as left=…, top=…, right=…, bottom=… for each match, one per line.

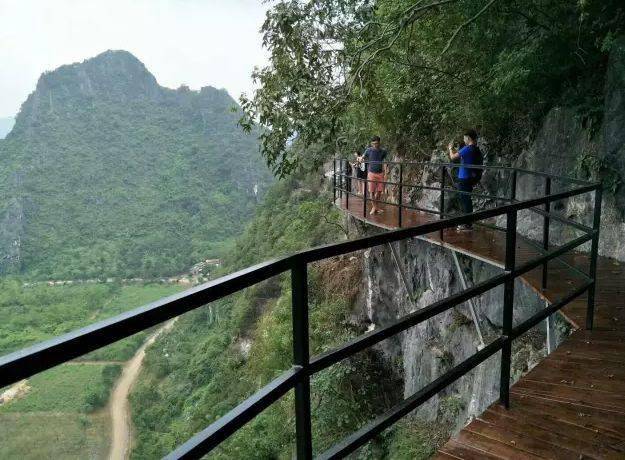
left=0, top=117, right=14, bottom=139
left=0, top=50, right=271, bottom=279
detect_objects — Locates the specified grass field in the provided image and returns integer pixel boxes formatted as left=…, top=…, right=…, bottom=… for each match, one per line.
left=0, top=363, right=120, bottom=413
left=0, top=281, right=185, bottom=459
left=0, top=411, right=110, bottom=460
left=0, top=281, right=184, bottom=359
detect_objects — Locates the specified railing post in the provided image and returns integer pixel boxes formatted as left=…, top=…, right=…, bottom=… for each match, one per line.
left=439, top=166, right=446, bottom=240
left=398, top=164, right=403, bottom=228
left=500, top=209, right=517, bottom=409
left=510, top=170, right=517, bottom=201
left=586, top=185, right=603, bottom=330
left=542, top=177, right=551, bottom=290
left=333, top=159, right=336, bottom=204
left=291, top=259, right=313, bottom=459
left=363, top=166, right=368, bottom=217
left=339, top=160, right=343, bottom=201
left=345, top=160, right=349, bottom=210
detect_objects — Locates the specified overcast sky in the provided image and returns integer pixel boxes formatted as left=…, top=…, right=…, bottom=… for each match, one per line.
left=0, top=0, right=271, bottom=118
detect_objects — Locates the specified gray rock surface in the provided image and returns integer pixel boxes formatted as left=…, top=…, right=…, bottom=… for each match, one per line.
left=349, top=219, right=553, bottom=433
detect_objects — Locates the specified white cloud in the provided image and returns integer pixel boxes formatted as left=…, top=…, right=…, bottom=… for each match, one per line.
left=0, top=0, right=270, bottom=117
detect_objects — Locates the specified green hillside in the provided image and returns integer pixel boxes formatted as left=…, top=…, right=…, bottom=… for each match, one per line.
left=0, top=50, right=271, bottom=280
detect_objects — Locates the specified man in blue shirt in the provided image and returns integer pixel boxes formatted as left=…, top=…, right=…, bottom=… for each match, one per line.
left=362, top=136, right=388, bottom=215
left=448, top=129, right=479, bottom=230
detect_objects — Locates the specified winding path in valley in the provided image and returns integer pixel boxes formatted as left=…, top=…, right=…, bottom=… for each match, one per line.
left=108, top=319, right=177, bottom=460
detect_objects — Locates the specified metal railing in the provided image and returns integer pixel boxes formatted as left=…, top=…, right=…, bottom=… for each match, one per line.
left=333, top=159, right=600, bottom=295
left=0, top=161, right=601, bottom=459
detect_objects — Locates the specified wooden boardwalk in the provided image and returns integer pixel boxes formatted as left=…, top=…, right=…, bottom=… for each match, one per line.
left=336, top=194, right=625, bottom=459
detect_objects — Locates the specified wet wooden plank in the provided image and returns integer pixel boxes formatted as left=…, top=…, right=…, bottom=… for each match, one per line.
left=466, top=418, right=581, bottom=459
left=505, top=393, right=625, bottom=441
left=436, top=440, right=505, bottom=460
left=511, top=379, right=625, bottom=412
left=336, top=196, right=595, bottom=321
left=455, top=430, right=543, bottom=459
left=480, top=407, right=622, bottom=458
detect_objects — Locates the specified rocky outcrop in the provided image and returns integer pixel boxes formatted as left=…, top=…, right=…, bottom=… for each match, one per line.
left=0, top=197, right=24, bottom=272
left=348, top=218, right=563, bottom=434
left=514, top=38, right=625, bottom=260
left=602, top=36, right=625, bottom=208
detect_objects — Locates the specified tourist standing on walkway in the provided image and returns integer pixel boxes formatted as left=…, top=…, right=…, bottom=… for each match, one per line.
left=363, top=136, right=388, bottom=215
left=447, top=129, right=480, bottom=230
left=353, top=150, right=367, bottom=196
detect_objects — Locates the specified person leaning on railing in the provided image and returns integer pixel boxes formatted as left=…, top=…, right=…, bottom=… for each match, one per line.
left=363, top=135, right=388, bottom=215
left=447, top=129, right=482, bottom=231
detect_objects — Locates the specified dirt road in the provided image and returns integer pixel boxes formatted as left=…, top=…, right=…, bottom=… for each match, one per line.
left=108, top=319, right=176, bottom=460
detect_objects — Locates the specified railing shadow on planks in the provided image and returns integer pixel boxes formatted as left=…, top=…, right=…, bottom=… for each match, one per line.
left=0, top=161, right=602, bottom=459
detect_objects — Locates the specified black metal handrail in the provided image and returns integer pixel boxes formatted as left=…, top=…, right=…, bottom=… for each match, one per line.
left=0, top=161, right=601, bottom=459
left=333, top=158, right=596, bottom=263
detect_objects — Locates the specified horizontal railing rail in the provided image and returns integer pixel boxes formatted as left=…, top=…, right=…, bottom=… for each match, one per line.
left=342, top=159, right=593, bottom=185
left=0, top=159, right=602, bottom=459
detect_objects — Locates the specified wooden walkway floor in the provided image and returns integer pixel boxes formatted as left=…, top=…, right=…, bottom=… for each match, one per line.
left=336, top=195, right=625, bottom=459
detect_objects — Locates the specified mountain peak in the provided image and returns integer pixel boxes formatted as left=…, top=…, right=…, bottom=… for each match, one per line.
left=33, top=49, right=160, bottom=102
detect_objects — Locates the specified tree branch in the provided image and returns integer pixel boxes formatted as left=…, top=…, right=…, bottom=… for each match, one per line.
left=441, top=0, right=499, bottom=55
left=347, top=0, right=460, bottom=92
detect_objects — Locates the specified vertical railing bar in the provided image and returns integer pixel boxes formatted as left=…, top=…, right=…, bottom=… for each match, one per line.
left=439, top=166, right=446, bottom=240
left=339, top=160, right=343, bottom=201
left=542, top=177, right=551, bottom=290
left=510, top=169, right=517, bottom=201
left=291, top=260, right=313, bottom=459
left=586, top=185, right=603, bottom=330
left=398, top=164, right=403, bottom=228
left=363, top=164, right=368, bottom=218
left=333, top=159, right=336, bottom=204
left=345, top=160, right=349, bottom=210
left=500, top=209, right=517, bottom=409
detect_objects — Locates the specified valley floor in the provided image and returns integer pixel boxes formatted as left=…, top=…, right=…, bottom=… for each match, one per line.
left=0, top=282, right=184, bottom=459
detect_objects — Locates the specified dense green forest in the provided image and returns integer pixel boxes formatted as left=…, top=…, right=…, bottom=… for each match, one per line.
left=241, top=0, right=624, bottom=178
left=0, top=50, right=272, bottom=280
left=0, top=280, right=182, bottom=358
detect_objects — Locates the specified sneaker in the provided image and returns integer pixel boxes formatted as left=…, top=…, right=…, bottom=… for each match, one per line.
left=456, top=224, right=473, bottom=231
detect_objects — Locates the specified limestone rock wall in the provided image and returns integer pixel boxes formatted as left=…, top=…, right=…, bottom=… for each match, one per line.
left=347, top=218, right=564, bottom=434
left=513, top=38, right=625, bottom=260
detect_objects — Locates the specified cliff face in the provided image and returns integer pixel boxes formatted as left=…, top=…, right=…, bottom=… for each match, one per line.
left=344, top=33, right=625, bottom=442
left=349, top=224, right=563, bottom=433
left=512, top=38, right=625, bottom=260
left=0, top=50, right=272, bottom=279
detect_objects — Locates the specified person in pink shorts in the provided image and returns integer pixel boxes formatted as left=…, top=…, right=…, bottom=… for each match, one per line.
left=363, top=136, right=388, bottom=215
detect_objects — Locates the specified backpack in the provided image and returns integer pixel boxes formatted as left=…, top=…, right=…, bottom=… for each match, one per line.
left=469, top=146, right=484, bottom=186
